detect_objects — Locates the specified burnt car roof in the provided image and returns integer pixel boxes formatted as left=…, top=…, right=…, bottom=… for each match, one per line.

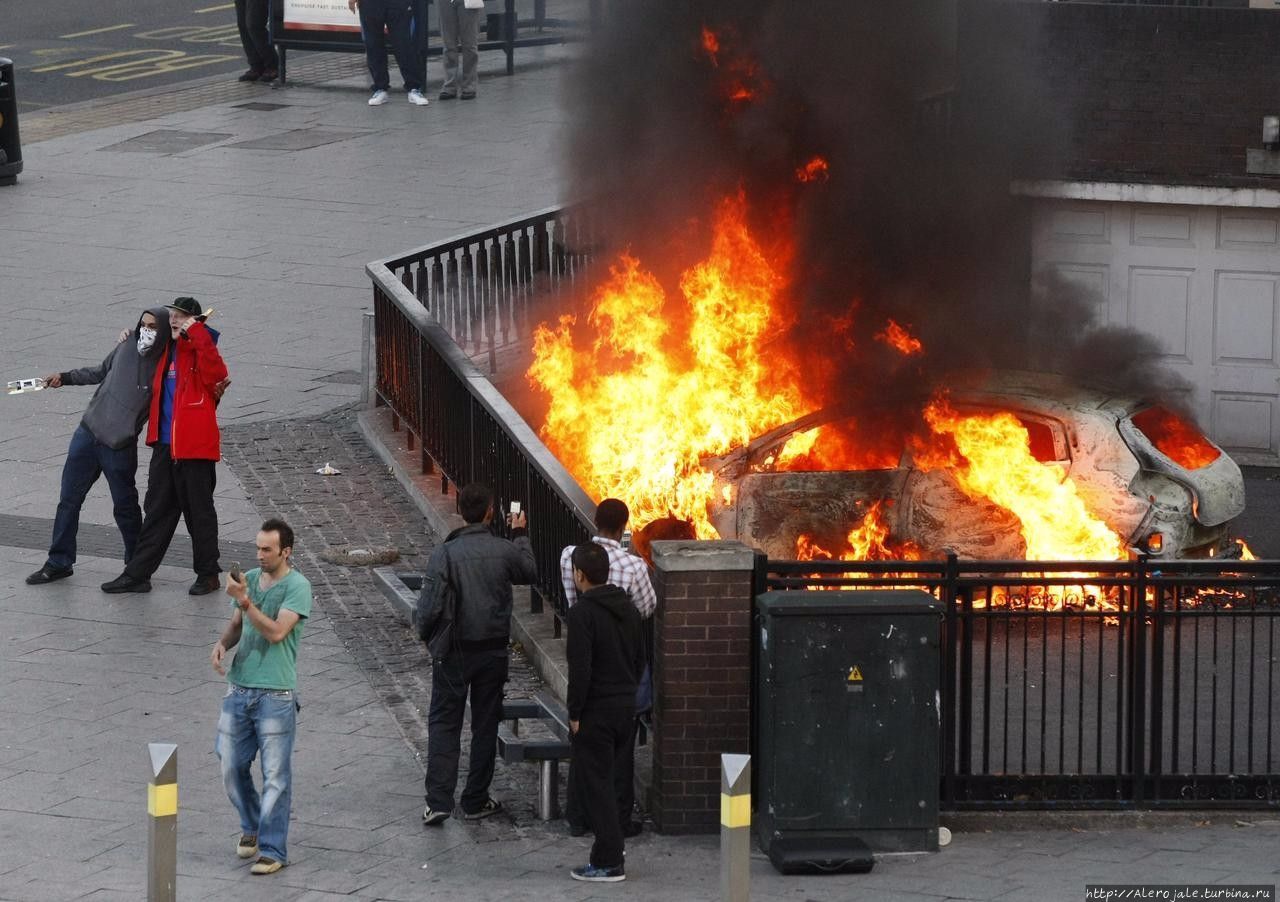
left=706, top=370, right=1152, bottom=472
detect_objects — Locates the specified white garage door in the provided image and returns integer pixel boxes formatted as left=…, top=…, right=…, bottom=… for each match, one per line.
left=1031, top=199, right=1280, bottom=465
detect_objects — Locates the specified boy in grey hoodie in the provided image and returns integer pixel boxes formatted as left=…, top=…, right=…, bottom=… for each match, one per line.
left=26, top=307, right=172, bottom=585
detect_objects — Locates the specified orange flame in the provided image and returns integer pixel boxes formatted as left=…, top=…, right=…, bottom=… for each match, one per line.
left=527, top=193, right=810, bottom=536
left=1237, top=539, right=1257, bottom=561
left=1130, top=406, right=1221, bottom=470
left=795, top=156, right=830, bottom=183
left=796, top=500, right=924, bottom=562
left=920, top=399, right=1126, bottom=561
left=876, top=319, right=923, bottom=356
left=529, top=190, right=1145, bottom=568
left=701, top=26, right=720, bottom=65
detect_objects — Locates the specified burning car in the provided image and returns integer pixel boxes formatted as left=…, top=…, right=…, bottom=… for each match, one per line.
left=704, top=371, right=1245, bottom=562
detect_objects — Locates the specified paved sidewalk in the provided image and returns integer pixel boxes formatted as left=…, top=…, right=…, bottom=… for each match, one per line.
left=3, top=28, right=1280, bottom=902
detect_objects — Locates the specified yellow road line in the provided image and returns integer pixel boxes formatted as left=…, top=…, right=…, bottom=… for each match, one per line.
left=60, top=23, right=136, bottom=39
left=0, top=44, right=13, bottom=50
left=195, top=3, right=235, bottom=12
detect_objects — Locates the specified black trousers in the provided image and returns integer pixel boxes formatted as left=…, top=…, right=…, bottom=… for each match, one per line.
left=566, top=715, right=638, bottom=829
left=425, top=648, right=509, bottom=813
left=572, top=708, right=634, bottom=869
left=234, top=0, right=278, bottom=72
left=357, top=0, right=423, bottom=92
left=125, top=445, right=221, bottom=580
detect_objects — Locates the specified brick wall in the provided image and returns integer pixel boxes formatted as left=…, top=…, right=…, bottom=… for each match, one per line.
left=648, top=541, right=756, bottom=835
left=958, top=0, right=1280, bottom=188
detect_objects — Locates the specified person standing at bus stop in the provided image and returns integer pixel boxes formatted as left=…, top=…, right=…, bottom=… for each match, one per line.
left=234, top=0, right=279, bottom=83
left=348, top=0, right=430, bottom=106
left=438, top=0, right=483, bottom=100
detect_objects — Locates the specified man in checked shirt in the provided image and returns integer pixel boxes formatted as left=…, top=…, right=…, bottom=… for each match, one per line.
left=559, top=498, right=655, bottom=837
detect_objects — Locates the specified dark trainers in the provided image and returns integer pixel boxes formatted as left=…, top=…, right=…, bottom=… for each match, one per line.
left=422, top=805, right=449, bottom=825
left=259, top=68, right=278, bottom=82
left=26, top=564, right=73, bottom=585
left=570, top=863, right=625, bottom=883
left=237, top=69, right=262, bottom=82
left=188, top=574, right=220, bottom=596
left=101, top=573, right=151, bottom=594
left=462, top=798, right=502, bottom=820
left=250, top=856, right=283, bottom=875
left=236, top=834, right=258, bottom=859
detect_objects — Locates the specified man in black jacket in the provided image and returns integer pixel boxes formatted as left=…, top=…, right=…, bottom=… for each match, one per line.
left=419, top=483, right=537, bottom=824
left=565, top=541, right=644, bottom=883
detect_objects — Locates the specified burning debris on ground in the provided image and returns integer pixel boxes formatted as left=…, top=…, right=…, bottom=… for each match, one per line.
left=518, top=1, right=1249, bottom=571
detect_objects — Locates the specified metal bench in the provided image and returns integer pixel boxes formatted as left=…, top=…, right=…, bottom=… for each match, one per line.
left=499, top=690, right=572, bottom=820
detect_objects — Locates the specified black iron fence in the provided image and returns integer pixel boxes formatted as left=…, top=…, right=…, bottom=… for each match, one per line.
left=367, top=208, right=598, bottom=623
left=761, top=555, right=1280, bottom=810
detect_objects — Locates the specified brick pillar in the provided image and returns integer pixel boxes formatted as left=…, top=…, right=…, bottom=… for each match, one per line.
left=649, top=540, right=756, bottom=834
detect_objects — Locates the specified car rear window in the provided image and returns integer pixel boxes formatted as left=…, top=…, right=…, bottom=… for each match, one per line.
left=1130, top=406, right=1221, bottom=470
left=1018, top=417, right=1059, bottom=464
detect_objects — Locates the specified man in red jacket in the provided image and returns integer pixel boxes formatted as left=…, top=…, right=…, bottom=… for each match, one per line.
left=102, top=297, right=229, bottom=595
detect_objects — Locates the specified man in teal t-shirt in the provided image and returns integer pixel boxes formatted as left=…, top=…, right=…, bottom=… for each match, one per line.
left=210, top=518, right=312, bottom=876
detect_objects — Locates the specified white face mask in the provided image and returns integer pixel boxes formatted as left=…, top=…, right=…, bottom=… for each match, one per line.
left=137, top=326, right=157, bottom=354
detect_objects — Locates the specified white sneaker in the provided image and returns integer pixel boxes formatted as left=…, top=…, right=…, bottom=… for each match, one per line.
left=368, top=89, right=389, bottom=106
left=407, top=89, right=429, bottom=106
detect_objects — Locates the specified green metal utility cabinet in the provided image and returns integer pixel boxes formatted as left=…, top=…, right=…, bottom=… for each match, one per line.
left=754, top=589, right=942, bottom=870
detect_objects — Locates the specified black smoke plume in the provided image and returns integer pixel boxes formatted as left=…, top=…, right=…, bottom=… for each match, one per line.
left=560, top=1, right=1184, bottom=443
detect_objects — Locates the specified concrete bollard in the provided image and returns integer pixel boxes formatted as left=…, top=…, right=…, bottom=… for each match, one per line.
left=720, top=753, right=751, bottom=902
left=147, top=743, right=178, bottom=902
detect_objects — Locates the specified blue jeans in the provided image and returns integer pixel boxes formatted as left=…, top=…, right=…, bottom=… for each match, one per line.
left=215, top=686, right=297, bottom=863
left=47, top=424, right=141, bottom=570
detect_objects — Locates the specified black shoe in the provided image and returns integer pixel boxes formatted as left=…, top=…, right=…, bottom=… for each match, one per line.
left=238, top=69, right=262, bottom=83
left=26, top=564, right=73, bottom=585
left=459, top=92, right=476, bottom=100
left=188, top=574, right=220, bottom=596
left=438, top=91, right=457, bottom=100
left=101, top=573, right=152, bottom=594
left=259, top=68, right=278, bottom=82
left=422, top=804, right=449, bottom=825
left=622, top=820, right=643, bottom=838
left=462, top=797, right=502, bottom=820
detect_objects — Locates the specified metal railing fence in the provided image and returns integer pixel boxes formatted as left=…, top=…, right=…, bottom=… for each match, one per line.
left=367, top=207, right=599, bottom=623
left=760, top=554, right=1280, bottom=810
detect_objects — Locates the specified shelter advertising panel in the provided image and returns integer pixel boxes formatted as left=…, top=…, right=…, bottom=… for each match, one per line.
left=283, top=0, right=362, bottom=33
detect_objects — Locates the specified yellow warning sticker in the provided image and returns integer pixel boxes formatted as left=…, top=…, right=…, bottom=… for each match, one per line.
left=847, top=666, right=863, bottom=682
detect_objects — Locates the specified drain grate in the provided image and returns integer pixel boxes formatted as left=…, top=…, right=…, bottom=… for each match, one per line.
left=101, top=129, right=232, bottom=154
left=234, top=102, right=292, bottom=111
left=229, top=128, right=365, bottom=151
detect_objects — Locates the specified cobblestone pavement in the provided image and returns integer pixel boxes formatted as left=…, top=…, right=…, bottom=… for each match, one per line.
left=220, top=404, right=552, bottom=828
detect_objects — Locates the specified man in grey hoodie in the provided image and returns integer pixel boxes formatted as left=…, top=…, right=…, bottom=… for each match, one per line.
left=26, top=307, right=172, bottom=585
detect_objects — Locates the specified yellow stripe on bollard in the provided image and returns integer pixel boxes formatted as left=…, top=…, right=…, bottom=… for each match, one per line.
left=720, top=791, right=750, bottom=829
left=148, top=782, right=177, bottom=818
left=720, top=754, right=751, bottom=902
